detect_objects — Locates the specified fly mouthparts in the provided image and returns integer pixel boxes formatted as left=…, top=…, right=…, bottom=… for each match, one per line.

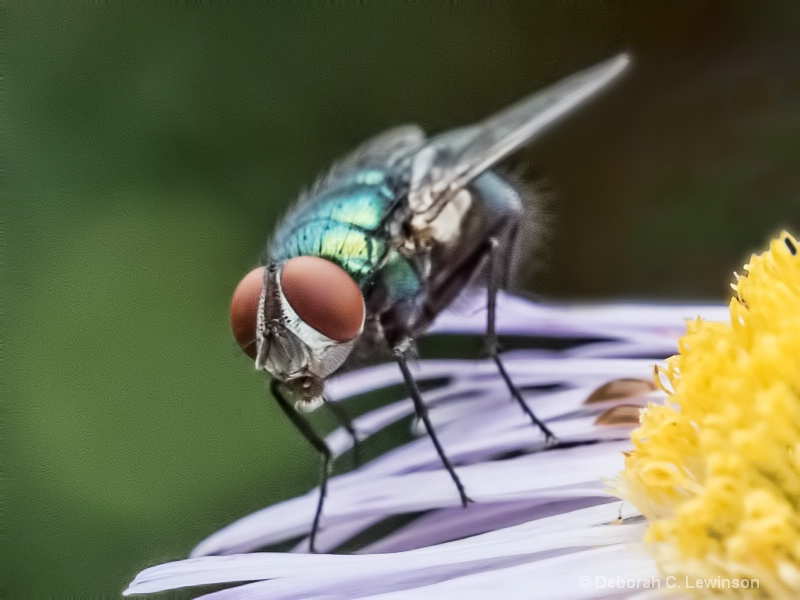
left=254, top=333, right=272, bottom=371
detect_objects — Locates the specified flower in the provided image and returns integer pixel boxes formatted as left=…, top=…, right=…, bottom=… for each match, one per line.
left=127, top=287, right=730, bottom=599
left=126, top=232, right=800, bottom=598
left=620, top=231, right=800, bottom=597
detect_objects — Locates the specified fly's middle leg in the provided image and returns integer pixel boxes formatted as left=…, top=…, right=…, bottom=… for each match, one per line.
left=324, top=398, right=362, bottom=469
left=484, top=233, right=557, bottom=445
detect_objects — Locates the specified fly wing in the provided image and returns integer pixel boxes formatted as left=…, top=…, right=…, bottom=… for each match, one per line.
left=408, top=54, right=630, bottom=221
left=337, top=125, right=426, bottom=170
left=306, top=125, right=426, bottom=199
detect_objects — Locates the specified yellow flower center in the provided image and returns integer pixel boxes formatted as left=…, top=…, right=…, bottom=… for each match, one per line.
left=621, top=232, right=800, bottom=597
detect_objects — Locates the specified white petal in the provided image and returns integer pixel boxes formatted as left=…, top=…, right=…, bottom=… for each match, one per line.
left=326, top=356, right=657, bottom=462
left=356, top=544, right=661, bottom=600
left=129, top=504, right=645, bottom=597
left=360, top=497, right=617, bottom=553
left=431, top=291, right=725, bottom=340
left=127, top=297, right=693, bottom=599
left=191, top=441, right=631, bottom=556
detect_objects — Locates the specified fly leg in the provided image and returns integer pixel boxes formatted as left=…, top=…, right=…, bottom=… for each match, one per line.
left=484, top=236, right=557, bottom=445
left=271, top=380, right=331, bottom=553
left=323, top=398, right=361, bottom=469
left=393, top=342, right=472, bottom=507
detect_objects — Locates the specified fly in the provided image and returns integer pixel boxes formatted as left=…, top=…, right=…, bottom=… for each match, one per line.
left=229, top=54, right=630, bottom=552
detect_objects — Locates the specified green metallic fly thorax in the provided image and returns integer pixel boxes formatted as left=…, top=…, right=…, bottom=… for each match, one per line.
left=269, top=169, right=422, bottom=305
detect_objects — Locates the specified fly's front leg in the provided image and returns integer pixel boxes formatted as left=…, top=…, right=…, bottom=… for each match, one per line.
left=271, top=380, right=332, bottom=553
left=323, top=398, right=361, bottom=469
left=484, top=235, right=558, bottom=445
left=392, top=339, right=472, bottom=507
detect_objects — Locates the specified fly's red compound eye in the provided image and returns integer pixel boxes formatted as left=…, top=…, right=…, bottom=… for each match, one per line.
left=230, top=266, right=265, bottom=359
left=281, top=256, right=364, bottom=342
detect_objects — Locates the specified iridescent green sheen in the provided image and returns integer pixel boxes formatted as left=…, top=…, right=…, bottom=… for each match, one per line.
left=380, top=252, right=422, bottom=303
left=270, top=169, right=421, bottom=300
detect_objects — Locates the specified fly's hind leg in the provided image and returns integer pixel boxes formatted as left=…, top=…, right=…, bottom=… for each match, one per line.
left=484, top=231, right=558, bottom=445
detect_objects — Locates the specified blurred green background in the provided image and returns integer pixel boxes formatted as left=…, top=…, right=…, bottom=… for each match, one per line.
left=7, top=2, right=800, bottom=598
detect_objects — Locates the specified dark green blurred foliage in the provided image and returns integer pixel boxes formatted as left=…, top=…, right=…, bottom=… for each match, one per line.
left=6, top=2, right=800, bottom=598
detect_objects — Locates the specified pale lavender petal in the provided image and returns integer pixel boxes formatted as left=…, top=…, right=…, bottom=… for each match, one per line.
left=324, top=398, right=416, bottom=458
left=320, top=367, right=653, bottom=551
left=289, top=514, right=384, bottom=554
left=325, top=362, right=408, bottom=402
left=128, top=296, right=708, bottom=598
left=360, top=496, right=616, bottom=553
left=328, top=354, right=660, bottom=408
left=356, top=544, right=660, bottom=600
left=329, top=355, right=659, bottom=461
left=325, top=443, right=630, bottom=514
left=431, top=291, right=726, bottom=340
left=497, top=354, right=661, bottom=385
left=191, top=441, right=631, bottom=557
left=129, top=503, right=645, bottom=598
left=193, top=349, right=659, bottom=558
left=565, top=338, right=679, bottom=358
